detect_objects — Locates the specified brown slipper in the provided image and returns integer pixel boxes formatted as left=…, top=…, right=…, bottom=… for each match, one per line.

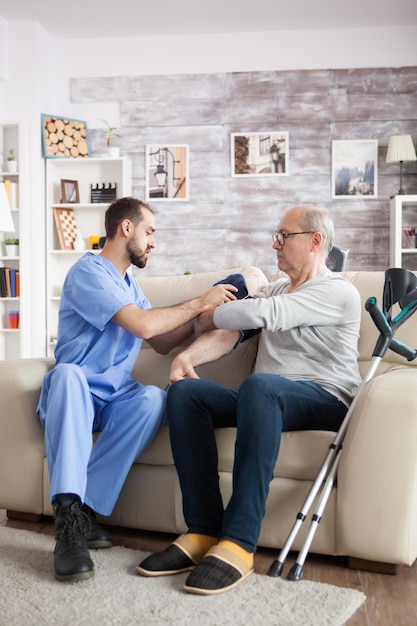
left=183, top=544, right=253, bottom=595
left=136, top=535, right=206, bottom=577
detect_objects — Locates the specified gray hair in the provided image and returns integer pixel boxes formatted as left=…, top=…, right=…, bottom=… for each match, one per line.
left=298, top=205, right=335, bottom=254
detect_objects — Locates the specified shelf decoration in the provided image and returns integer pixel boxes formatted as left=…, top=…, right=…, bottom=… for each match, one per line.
left=60, top=179, right=80, bottom=203
left=41, top=114, right=90, bottom=159
left=402, top=227, right=417, bottom=248
left=53, top=207, right=79, bottom=250
left=3, top=180, right=19, bottom=209
left=90, top=183, right=117, bottom=204
left=8, top=310, right=19, bottom=328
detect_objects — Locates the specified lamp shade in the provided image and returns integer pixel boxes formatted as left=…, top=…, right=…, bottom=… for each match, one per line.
left=0, top=182, right=15, bottom=232
left=386, top=135, right=416, bottom=163
left=154, top=164, right=167, bottom=188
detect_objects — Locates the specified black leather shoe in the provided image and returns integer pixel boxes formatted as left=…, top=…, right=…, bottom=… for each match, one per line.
left=53, top=501, right=94, bottom=582
left=81, top=504, right=112, bottom=549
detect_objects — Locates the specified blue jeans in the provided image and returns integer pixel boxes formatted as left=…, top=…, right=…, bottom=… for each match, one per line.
left=167, top=372, right=347, bottom=552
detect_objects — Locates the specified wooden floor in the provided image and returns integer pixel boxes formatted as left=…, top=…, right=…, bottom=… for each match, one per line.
left=1, top=508, right=416, bottom=625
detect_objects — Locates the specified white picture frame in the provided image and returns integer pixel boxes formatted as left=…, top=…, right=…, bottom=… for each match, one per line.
left=332, top=139, right=378, bottom=199
left=231, top=132, right=289, bottom=177
left=145, top=144, right=189, bottom=201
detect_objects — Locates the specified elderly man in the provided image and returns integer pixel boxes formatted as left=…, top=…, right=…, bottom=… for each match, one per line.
left=137, top=204, right=362, bottom=595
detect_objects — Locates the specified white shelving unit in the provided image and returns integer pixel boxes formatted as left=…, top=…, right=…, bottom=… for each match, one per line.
left=0, top=122, right=30, bottom=360
left=45, top=157, right=132, bottom=356
left=390, top=195, right=417, bottom=270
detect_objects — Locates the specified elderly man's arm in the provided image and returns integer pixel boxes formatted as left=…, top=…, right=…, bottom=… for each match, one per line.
left=169, top=329, right=240, bottom=382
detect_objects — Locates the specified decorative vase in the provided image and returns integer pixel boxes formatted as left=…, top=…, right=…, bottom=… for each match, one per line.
left=5, top=244, right=19, bottom=257
left=73, top=232, right=86, bottom=251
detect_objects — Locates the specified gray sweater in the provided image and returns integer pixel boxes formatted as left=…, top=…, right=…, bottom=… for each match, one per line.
left=213, top=268, right=362, bottom=406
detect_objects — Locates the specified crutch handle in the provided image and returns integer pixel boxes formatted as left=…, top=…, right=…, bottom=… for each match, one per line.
left=366, top=296, right=417, bottom=360
left=389, top=338, right=417, bottom=362
left=399, top=287, right=417, bottom=310
left=365, top=297, right=393, bottom=357
left=365, top=297, right=392, bottom=335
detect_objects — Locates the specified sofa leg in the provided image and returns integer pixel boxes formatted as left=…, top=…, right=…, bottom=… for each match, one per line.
left=6, top=510, right=47, bottom=523
left=347, top=556, right=403, bottom=575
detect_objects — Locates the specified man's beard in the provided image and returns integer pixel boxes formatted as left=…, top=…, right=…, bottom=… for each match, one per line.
left=127, top=241, right=148, bottom=269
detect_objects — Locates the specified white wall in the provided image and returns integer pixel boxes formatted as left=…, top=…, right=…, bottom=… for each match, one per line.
left=52, top=24, right=417, bottom=131
left=53, top=25, right=417, bottom=77
left=0, top=18, right=416, bottom=356
left=0, top=21, right=55, bottom=356
left=1, top=21, right=417, bottom=130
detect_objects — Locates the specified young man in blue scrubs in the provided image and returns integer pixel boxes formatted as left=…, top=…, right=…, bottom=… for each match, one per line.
left=37, top=196, right=237, bottom=582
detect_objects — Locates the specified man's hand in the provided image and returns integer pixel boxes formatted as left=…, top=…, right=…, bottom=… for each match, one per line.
left=200, top=283, right=237, bottom=309
left=170, top=353, right=200, bottom=382
left=169, top=329, right=239, bottom=383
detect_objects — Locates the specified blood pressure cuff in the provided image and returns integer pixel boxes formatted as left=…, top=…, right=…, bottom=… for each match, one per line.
left=213, top=273, right=249, bottom=300
left=213, top=273, right=261, bottom=347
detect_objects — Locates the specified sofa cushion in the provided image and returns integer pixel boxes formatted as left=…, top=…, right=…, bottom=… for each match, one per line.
left=137, top=265, right=268, bottom=308
left=137, top=424, right=334, bottom=482
left=132, top=334, right=259, bottom=391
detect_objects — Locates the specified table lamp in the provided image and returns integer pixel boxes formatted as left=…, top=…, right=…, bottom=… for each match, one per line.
left=386, top=134, right=416, bottom=195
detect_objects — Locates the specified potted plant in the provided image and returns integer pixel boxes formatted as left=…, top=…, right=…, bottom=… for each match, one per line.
left=98, top=119, right=121, bottom=157
left=6, top=149, right=17, bottom=173
left=4, top=238, right=19, bottom=257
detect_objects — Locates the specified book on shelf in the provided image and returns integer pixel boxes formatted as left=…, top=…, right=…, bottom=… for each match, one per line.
left=10, top=268, right=18, bottom=297
left=3, top=179, right=19, bottom=209
left=0, top=268, right=6, bottom=297
left=4, top=268, right=10, bottom=296
left=0, top=267, right=20, bottom=297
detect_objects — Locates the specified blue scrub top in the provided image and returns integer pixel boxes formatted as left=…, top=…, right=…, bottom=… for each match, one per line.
left=55, top=252, right=151, bottom=400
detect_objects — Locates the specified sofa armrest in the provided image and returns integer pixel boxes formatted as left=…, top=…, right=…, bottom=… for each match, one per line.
left=0, top=358, right=54, bottom=514
left=337, top=367, right=417, bottom=565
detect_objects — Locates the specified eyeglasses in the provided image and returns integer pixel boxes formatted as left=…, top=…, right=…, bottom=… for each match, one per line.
left=272, top=231, right=314, bottom=245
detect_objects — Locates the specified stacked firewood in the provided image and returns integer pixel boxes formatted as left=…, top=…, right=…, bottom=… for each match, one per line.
left=43, top=117, right=88, bottom=158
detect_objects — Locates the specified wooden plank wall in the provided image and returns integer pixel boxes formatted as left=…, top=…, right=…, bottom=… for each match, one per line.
left=70, top=67, right=417, bottom=279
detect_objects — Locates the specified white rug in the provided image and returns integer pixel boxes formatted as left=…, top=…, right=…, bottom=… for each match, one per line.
left=0, top=527, right=365, bottom=626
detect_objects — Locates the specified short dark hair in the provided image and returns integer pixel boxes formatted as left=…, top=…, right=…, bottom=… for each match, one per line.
left=104, top=197, right=153, bottom=239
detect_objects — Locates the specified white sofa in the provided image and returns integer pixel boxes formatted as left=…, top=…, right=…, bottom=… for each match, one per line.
left=1, top=266, right=417, bottom=573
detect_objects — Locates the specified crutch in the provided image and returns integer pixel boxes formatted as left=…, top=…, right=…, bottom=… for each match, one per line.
left=268, top=267, right=417, bottom=581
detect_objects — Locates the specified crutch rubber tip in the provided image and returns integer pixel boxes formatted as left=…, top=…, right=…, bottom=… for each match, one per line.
left=287, top=563, right=304, bottom=581
left=267, top=560, right=284, bottom=577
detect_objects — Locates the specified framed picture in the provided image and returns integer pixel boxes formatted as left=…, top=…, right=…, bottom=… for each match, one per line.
left=332, top=139, right=378, bottom=198
left=41, top=113, right=90, bottom=159
left=60, top=179, right=80, bottom=203
left=53, top=207, right=78, bottom=250
left=231, top=132, right=289, bottom=177
left=145, top=145, right=189, bottom=201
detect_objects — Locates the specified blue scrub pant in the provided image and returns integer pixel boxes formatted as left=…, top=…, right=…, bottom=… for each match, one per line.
left=38, top=363, right=167, bottom=516
left=167, top=372, right=347, bottom=552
